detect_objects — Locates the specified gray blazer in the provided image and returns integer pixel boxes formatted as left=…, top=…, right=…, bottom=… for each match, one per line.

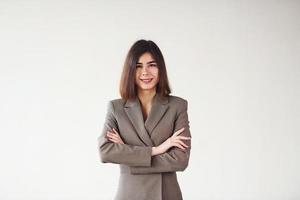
left=97, top=94, right=191, bottom=200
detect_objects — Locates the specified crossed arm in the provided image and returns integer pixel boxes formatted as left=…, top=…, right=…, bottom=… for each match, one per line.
left=97, top=100, right=192, bottom=174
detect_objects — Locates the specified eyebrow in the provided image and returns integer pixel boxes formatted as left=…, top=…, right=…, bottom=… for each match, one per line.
left=136, top=61, right=157, bottom=65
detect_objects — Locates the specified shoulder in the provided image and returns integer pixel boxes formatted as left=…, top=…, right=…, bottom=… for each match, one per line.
left=109, top=98, right=125, bottom=104
left=168, top=95, right=188, bottom=106
left=167, top=95, right=189, bottom=114
left=106, top=95, right=188, bottom=109
left=107, top=98, right=125, bottom=108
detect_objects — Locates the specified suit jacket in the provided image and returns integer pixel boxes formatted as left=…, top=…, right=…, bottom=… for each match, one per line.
left=97, top=93, right=191, bottom=200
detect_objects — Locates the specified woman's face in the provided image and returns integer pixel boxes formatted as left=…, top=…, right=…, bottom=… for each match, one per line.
left=135, top=52, right=159, bottom=93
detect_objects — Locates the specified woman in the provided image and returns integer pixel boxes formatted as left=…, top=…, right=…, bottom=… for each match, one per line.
left=97, top=39, right=192, bottom=200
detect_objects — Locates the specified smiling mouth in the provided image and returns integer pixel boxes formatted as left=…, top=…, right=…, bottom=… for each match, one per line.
left=140, top=78, right=153, bottom=83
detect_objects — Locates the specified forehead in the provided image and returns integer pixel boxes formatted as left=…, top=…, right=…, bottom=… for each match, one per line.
left=137, top=52, right=156, bottom=63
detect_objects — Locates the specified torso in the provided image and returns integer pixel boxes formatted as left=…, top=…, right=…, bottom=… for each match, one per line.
left=141, top=104, right=151, bottom=122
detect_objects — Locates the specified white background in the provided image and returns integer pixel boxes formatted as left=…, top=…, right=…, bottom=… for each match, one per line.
left=0, top=0, right=299, bottom=199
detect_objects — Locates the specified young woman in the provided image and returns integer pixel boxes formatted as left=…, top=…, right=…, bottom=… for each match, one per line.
left=97, top=39, right=192, bottom=200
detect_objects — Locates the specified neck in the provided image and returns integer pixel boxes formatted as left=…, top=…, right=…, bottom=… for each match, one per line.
left=137, top=89, right=156, bottom=105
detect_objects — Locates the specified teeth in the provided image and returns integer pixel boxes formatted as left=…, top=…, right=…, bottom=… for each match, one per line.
left=141, top=79, right=152, bottom=83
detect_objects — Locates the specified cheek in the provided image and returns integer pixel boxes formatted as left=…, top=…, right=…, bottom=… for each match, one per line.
left=135, top=71, right=140, bottom=80
left=151, top=68, right=159, bottom=77
left=154, top=69, right=159, bottom=80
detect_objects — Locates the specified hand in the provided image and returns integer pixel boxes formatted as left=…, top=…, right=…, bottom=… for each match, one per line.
left=106, top=128, right=125, bottom=144
left=152, top=127, right=191, bottom=156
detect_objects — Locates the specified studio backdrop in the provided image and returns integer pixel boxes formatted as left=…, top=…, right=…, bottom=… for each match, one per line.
left=0, top=0, right=299, bottom=200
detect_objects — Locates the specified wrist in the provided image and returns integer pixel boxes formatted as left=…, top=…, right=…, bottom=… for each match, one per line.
left=151, top=146, right=162, bottom=156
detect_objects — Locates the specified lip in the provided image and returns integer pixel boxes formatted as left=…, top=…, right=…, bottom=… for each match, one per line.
left=140, top=78, right=153, bottom=83
left=140, top=78, right=153, bottom=81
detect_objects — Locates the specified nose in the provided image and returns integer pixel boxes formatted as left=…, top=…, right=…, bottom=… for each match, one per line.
left=141, top=66, right=149, bottom=75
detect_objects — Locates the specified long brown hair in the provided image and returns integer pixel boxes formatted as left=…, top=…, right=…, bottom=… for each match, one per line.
left=119, top=39, right=171, bottom=100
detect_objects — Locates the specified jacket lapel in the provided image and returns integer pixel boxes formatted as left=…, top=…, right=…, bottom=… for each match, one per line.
left=145, top=94, right=169, bottom=135
left=124, top=94, right=169, bottom=147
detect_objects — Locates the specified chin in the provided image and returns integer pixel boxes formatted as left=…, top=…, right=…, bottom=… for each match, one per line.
left=140, top=86, right=155, bottom=91
left=136, top=80, right=158, bottom=91
left=138, top=85, right=156, bottom=91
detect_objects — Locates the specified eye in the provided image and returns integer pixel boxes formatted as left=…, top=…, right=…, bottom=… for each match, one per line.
left=136, top=65, right=142, bottom=68
left=149, top=63, right=157, bottom=67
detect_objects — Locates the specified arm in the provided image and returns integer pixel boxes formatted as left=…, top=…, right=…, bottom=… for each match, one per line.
left=130, top=99, right=192, bottom=174
left=97, top=101, right=152, bottom=167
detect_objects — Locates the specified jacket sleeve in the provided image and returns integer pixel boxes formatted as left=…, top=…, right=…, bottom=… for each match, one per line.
left=97, top=101, right=152, bottom=167
left=130, top=99, right=191, bottom=174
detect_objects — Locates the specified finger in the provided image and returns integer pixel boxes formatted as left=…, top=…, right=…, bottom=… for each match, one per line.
left=115, top=139, right=124, bottom=144
left=107, top=131, right=115, bottom=135
left=171, top=140, right=185, bottom=148
left=108, top=138, right=121, bottom=144
left=107, top=129, right=118, bottom=135
left=107, top=134, right=120, bottom=140
left=106, top=132, right=117, bottom=138
left=112, top=129, right=124, bottom=142
left=106, top=133, right=118, bottom=137
left=173, top=138, right=188, bottom=147
left=112, top=128, right=120, bottom=135
left=176, top=140, right=189, bottom=148
left=111, top=135, right=124, bottom=144
left=107, top=136, right=121, bottom=143
left=107, top=132, right=120, bottom=138
left=108, top=137, right=118, bottom=142
left=176, top=136, right=191, bottom=140
left=174, top=127, right=185, bottom=136
left=173, top=143, right=186, bottom=150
